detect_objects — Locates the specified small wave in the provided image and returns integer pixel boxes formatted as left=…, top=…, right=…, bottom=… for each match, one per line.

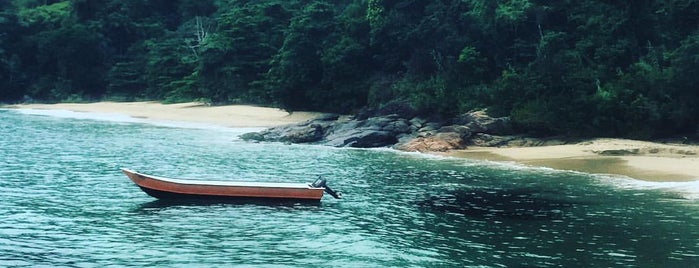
left=592, top=174, right=699, bottom=200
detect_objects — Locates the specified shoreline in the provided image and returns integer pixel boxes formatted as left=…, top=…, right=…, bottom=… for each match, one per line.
left=5, top=102, right=697, bottom=182
left=445, top=139, right=699, bottom=182
left=3, top=101, right=320, bottom=128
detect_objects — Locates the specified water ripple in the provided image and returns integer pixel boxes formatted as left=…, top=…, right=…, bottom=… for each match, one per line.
left=1, top=110, right=698, bottom=267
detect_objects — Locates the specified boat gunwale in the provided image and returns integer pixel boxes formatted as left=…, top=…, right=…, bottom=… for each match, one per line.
left=121, top=168, right=322, bottom=190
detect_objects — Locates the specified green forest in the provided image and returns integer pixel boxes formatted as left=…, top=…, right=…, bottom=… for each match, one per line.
left=1, top=0, right=698, bottom=138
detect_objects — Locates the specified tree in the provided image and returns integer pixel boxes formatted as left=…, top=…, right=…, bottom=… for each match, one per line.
left=194, top=1, right=292, bottom=104
left=263, top=0, right=373, bottom=113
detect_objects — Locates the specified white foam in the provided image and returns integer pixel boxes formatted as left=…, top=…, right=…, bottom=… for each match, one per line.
left=491, top=163, right=699, bottom=200
left=594, top=174, right=699, bottom=200
left=13, top=108, right=140, bottom=123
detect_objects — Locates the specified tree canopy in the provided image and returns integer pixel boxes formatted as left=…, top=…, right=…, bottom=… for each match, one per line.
left=1, top=0, right=698, bottom=138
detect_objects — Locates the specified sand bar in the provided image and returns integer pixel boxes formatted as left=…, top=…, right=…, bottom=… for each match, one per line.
left=448, top=138, right=699, bottom=182
left=4, top=102, right=320, bottom=128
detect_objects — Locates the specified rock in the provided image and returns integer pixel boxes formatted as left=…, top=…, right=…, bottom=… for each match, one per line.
left=362, top=114, right=402, bottom=129
left=419, top=122, right=443, bottom=132
left=382, top=118, right=411, bottom=134
left=504, top=137, right=567, bottom=147
left=324, top=127, right=364, bottom=147
left=439, top=125, right=472, bottom=139
left=241, top=108, right=518, bottom=151
left=468, top=133, right=569, bottom=147
left=344, top=130, right=397, bottom=148
left=323, top=120, right=362, bottom=146
left=597, top=149, right=640, bottom=156
left=324, top=115, right=410, bottom=147
left=239, top=132, right=264, bottom=141
left=240, top=116, right=334, bottom=143
left=394, top=132, right=465, bottom=152
left=453, top=109, right=512, bottom=135
left=469, top=133, right=518, bottom=147
left=355, top=101, right=418, bottom=120
left=313, top=113, right=340, bottom=121
left=283, top=124, right=325, bottom=143
left=325, top=128, right=396, bottom=148
left=408, top=117, right=426, bottom=132
left=409, top=117, right=426, bottom=129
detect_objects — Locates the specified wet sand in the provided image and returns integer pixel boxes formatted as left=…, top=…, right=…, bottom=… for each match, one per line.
left=448, top=139, right=699, bottom=182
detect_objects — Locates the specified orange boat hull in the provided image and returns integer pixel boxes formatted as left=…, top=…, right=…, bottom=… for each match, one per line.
left=121, top=168, right=325, bottom=201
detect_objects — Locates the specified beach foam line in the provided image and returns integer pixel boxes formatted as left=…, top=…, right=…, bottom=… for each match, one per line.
left=595, top=175, right=699, bottom=200
left=12, top=108, right=139, bottom=122
left=7, top=108, right=262, bottom=134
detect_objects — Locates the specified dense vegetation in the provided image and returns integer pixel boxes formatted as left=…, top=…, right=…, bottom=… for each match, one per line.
left=1, top=0, right=698, bottom=138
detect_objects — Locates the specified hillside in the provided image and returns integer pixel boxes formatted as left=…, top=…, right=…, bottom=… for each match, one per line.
left=1, top=0, right=698, bottom=138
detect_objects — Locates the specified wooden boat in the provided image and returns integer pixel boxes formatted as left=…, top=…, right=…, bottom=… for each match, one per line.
left=121, top=168, right=340, bottom=201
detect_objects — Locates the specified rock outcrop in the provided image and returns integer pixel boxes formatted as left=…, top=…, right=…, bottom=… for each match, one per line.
left=240, top=108, right=544, bottom=152
left=241, top=113, right=413, bottom=148
left=240, top=113, right=338, bottom=143
left=393, top=110, right=513, bottom=152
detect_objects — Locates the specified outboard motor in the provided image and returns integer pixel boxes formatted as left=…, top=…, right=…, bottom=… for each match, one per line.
left=311, top=177, right=341, bottom=199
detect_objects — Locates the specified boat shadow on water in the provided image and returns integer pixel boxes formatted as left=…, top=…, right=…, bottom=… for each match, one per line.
left=133, top=198, right=322, bottom=213
left=417, top=188, right=586, bottom=221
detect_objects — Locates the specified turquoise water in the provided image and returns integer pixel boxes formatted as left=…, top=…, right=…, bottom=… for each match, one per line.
left=1, top=109, right=698, bottom=267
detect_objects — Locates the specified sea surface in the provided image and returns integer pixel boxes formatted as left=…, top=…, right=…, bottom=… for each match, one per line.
left=1, top=108, right=698, bottom=267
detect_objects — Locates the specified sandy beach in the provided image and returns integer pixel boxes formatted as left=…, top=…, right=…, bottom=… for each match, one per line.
left=4, top=102, right=320, bottom=128
left=448, top=139, right=699, bottom=182
left=4, top=102, right=698, bottom=182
